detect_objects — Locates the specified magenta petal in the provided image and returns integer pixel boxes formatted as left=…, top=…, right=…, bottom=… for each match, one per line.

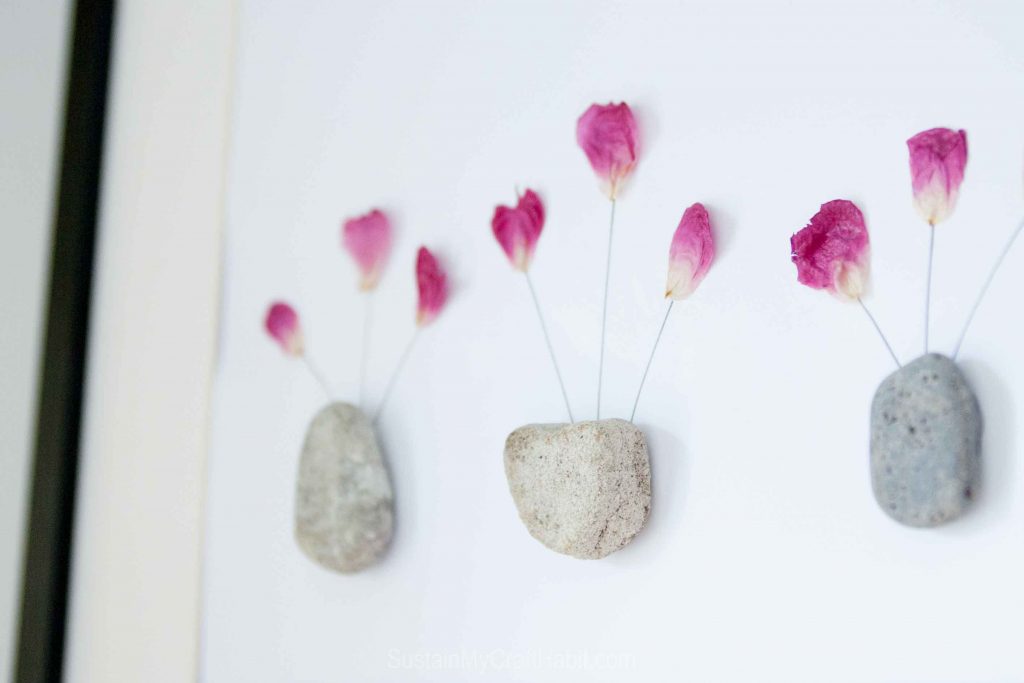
left=342, top=209, right=393, bottom=290
left=907, top=128, right=967, bottom=225
left=415, top=246, right=448, bottom=326
left=790, top=199, right=871, bottom=301
left=665, top=203, right=715, bottom=300
left=576, top=102, right=639, bottom=199
left=265, top=301, right=304, bottom=356
left=491, top=189, right=545, bottom=271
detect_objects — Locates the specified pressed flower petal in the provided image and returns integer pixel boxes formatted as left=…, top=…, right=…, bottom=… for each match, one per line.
left=342, top=209, right=393, bottom=290
left=790, top=199, right=871, bottom=301
left=415, top=246, right=449, bottom=326
left=665, top=203, right=715, bottom=300
left=265, top=301, right=304, bottom=356
left=576, top=102, right=639, bottom=199
left=491, top=189, right=545, bottom=271
left=907, top=128, right=967, bottom=225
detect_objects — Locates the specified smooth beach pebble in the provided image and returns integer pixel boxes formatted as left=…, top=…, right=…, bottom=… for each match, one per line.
left=503, top=419, right=651, bottom=559
left=870, top=353, right=982, bottom=527
left=295, top=402, right=394, bottom=572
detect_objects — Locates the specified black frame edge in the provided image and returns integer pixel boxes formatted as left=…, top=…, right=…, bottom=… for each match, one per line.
left=15, top=1, right=115, bottom=681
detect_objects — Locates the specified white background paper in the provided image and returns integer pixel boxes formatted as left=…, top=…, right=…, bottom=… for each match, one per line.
left=204, top=1, right=1024, bottom=680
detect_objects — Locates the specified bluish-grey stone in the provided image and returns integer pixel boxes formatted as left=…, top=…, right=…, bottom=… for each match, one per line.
left=870, top=353, right=982, bottom=527
left=295, top=402, right=394, bottom=572
left=503, top=419, right=651, bottom=559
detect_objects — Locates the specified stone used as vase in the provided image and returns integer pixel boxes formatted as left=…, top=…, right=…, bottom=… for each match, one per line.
left=503, top=418, right=651, bottom=559
left=870, top=353, right=982, bottom=527
left=295, top=402, right=394, bottom=572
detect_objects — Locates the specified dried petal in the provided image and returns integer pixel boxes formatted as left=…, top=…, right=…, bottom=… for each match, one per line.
left=907, top=128, right=967, bottom=225
left=790, top=199, right=871, bottom=301
left=576, top=102, right=639, bottom=199
left=415, top=246, right=448, bottom=326
left=665, top=203, right=715, bottom=300
left=342, top=209, right=393, bottom=290
left=265, top=301, right=304, bottom=356
left=491, top=189, right=545, bottom=271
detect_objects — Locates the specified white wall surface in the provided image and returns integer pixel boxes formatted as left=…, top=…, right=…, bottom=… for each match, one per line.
left=205, top=1, right=1024, bottom=681
left=64, top=2, right=233, bottom=681
left=0, top=1, right=71, bottom=679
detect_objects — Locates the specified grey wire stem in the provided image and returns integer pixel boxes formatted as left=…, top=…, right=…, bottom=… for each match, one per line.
left=302, top=354, right=334, bottom=399
left=952, top=216, right=1024, bottom=360
left=629, top=300, right=674, bottom=424
left=857, top=297, right=901, bottom=368
left=373, top=330, right=419, bottom=423
left=597, top=198, right=616, bottom=419
left=525, top=272, right=574, bottom=423
left=924, top=223, right=935, bottom=353
left=359, top=292, right=374, bottom=408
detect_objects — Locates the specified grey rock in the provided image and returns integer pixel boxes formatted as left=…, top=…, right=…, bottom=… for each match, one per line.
left=870, top=353, right=982, bottom=527
left=295, top=402, right=394, bottom=572
left=503, top=419, right=651, bottom=559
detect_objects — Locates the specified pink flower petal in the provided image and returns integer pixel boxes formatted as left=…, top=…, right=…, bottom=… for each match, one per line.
left=415, top=246, right=448, bottom=326
left=264, top=301, right=304, bottom=356
left=342, top=209, right=393, bottom=290
left=790, top=199, right=871, bottom=301
left=576, top=102, right=639, bottom=199
left=491, top=189, right=545, bottom=271
left=907, top=128, right=967, bottom=225
left=665, top=203, right=715, bottom=300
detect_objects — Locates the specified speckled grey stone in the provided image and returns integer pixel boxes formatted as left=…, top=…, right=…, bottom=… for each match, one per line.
left=870, top=353, right=982, bottom=527
left=295, top=402, right=393, bottom=572
left=503, top=419, right=651, bottom=559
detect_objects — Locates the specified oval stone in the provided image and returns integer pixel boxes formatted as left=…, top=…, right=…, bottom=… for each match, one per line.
left=870, top=353, right=982, bottom=527
left=295, top=402, right=394, bottom=572
left=503, top=418, right=652, bottom=559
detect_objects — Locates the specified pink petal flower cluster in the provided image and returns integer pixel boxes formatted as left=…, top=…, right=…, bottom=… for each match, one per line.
left=791, top=199, right=871, bottom=301
left=491, top=189, right=544, bottom=271
left=491, top=102, right=716, bottom=297
left=342, top=209, right=451, bottom=326
left=264, top=302, right=304, bottom=356
left=665, top=203, right=715, bottom=300
left=907, top=128, right=967, bottom=226
left=342, top=209, right=393, bottom=290
left=416, top=246, right=449, bottom=326
left=576, top=102, right=639, bottom=199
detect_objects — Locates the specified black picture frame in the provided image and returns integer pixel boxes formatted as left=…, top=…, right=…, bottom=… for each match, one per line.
left=15, top=1, right=115, bottom=681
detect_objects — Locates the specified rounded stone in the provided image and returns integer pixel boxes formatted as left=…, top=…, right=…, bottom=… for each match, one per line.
left=503, top=418, right=652, bottom=559
left=869, top=353, right=982, bottom=527
left=294, top=402, right=394, bottom=572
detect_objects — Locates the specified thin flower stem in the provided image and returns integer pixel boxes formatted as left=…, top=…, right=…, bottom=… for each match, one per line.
left=857, top=297, right=901, bottom=369
left=373, top=330, right=419, bottom=423
left=630, top=300, right=674, bottom=424
left=597, top=198, right=617, bottom=419
left=924, top=223, right=935, bottom=354
left=302, top=354, right=334, bottom=399
left=359, top=292, right=374, bottom=408
left=525, top=272, right=574, bottom=423
left=952, top=216, right=1024, bottom=360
